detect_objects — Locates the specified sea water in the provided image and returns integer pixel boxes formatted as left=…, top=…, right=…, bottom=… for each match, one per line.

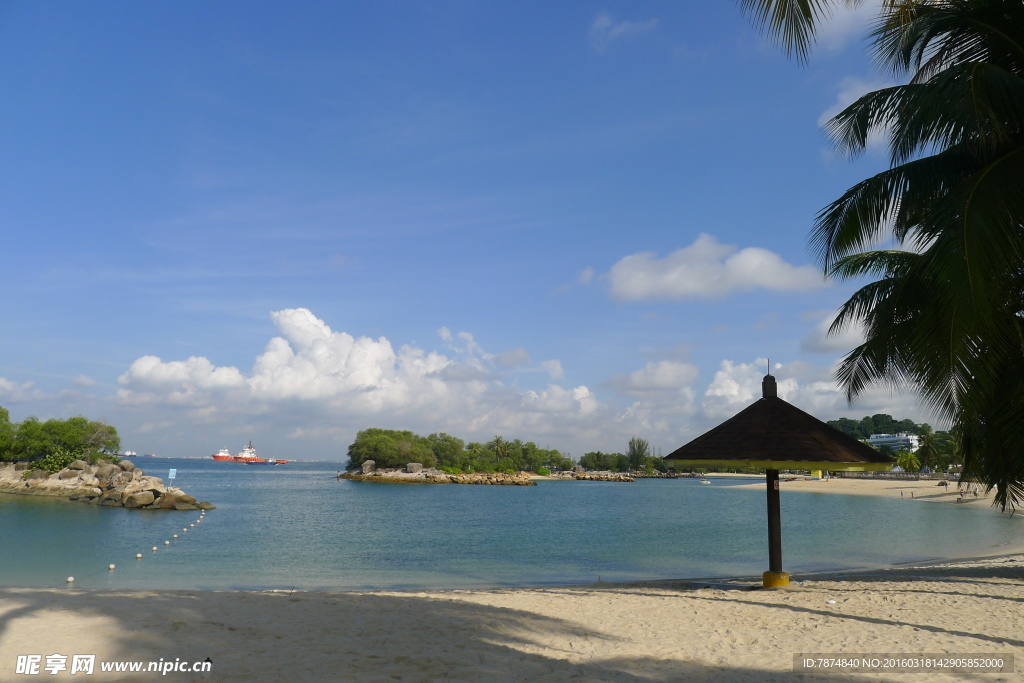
left=2, top=459, right=1022, bottom=590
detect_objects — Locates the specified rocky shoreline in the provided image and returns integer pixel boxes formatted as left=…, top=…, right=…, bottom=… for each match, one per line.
left=339, top=461, right=639, bottom=485
left=0, top=460, right=214, bottom=510
left=339, top=462, right=535, bottom=485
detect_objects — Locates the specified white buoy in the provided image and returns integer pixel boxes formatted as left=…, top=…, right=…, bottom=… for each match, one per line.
left=109, top=564, right=115, bottom=570
left=66, top=576, right=74, bottom=583
left=152, top=546, right=158, bottom=552
left=190, top=524, right=194, bottom=527
left=136, top=553, right=142, bottom=559
left=164, top=540, right=170, bottom=545
left=183, top=528, right=187, bottom=532
left=173, top=534, right=178, bottom=538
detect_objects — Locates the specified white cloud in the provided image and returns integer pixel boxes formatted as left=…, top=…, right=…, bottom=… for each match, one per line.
left=607, top=360, right=699, bottom=396
left=106, top=309, right=934, bottom=459
left=541, top=359, right=564, bottom=379
left=819, top=76, right=894, bottom=155
left=607, top=234, right=826, bottom=301
left=815, top=0, right=881, bottom=53
left=801, top=310, right=866, bottom=353
left=0, top=378, right=46, bottom=403
left=699, top=357, right=925, bottom=424
left=117, top=308, right=600, bottom=441
left=494, top=347, right=530, bottom=368
left=589, top=13, right=658, bottom=53
left=578, top=266, right=595, bottom=285
left=73, top=374, right=97, bottom=387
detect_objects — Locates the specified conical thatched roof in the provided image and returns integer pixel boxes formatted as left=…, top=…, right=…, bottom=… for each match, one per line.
left=665, top=375, right=894, bottom=471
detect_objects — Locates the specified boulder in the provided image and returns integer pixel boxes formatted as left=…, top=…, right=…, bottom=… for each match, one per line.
left=197, top=501, right=216, bottom=510
left=95, top=464, right=120, bottom=481
left=27, top=470, right=48, bottom=480
left=79, top=474, right=100, bottom=487
left=175, top=493, right=197, bottom=505
left=152, top=494, right=177, bottom=509
left=119, top=460, right=136, bottom=472
left=111, top=471, right=134, bottom=487
left=361, top=460, right=376, bottom=474
left=174, top=502, right=199, bottom=511
left=98, top=498, right=122, bottom=507
left=123, top=491, right=155, bottom=508
left=14, top=461, right=30, bottom=471
left=68, top=460, right=89, bottom=470
left=406, top=463, right=423, bottom=473
left=58, top=469, right=80, bottom=480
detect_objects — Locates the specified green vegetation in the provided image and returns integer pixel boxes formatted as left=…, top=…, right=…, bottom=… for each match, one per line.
left=827, top=414, right=931, bottom=441
left=346, top=429, right=572, bottom=473
left=578, top=437, right=668, bottom=473
left=0, top=406, right=120, bottom=465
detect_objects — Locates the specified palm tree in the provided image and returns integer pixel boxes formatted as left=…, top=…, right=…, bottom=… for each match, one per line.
left=815, top=1, right=1024, bottom=510
left=896, top=450, right=922, bottom=473
left=916, top=433, right=940, bottom=469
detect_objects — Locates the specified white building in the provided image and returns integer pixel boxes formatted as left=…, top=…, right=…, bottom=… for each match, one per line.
left=868, top=433, right=920, bottom=452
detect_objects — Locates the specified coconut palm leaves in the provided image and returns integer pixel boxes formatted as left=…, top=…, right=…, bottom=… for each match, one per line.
left=816, top=1, right=1024, bottom=511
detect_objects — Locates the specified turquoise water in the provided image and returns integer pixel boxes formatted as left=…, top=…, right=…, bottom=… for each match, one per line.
left=2, top=459, right=1022, bottom=591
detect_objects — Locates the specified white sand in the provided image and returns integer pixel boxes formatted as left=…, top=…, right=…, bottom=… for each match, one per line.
left=2, top=553, right=1023, bottom=682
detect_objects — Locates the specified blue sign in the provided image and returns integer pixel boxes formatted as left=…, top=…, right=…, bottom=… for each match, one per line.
left=168, top=469, right=177, bottom=480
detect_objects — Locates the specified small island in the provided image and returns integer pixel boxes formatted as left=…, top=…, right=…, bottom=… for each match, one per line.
left=338, top=428, right=642, bottom=485
left=0, top=406, right=213, bottom=510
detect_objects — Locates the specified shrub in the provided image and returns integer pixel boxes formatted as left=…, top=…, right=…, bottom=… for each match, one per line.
left=536, top=466, right=551, bottom=476
left=37, top=448, right=78, bottom=474
left=440, top=466, right=462, bottom=475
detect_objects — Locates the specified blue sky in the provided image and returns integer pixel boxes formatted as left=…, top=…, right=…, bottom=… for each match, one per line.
left=0, top=1, right=924, bottom=460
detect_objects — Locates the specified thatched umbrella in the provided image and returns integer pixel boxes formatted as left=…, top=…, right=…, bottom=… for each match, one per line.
left=664, top=373, right=893, bottom=587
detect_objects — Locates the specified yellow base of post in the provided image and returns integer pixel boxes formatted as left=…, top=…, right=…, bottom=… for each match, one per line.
left=811, top=470, right=822, bottom=478
left=763, top=571, right=790, bottom=588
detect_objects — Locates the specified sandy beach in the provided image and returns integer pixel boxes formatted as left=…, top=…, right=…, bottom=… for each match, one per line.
left=718, top=473, right=998, bottom=509
left=4, top=478, right=1022, bottom=682
left=1, top=553, right=1022, bottom=682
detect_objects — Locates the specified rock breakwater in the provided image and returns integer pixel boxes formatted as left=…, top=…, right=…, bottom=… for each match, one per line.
left=0, top=460, right=215, bottom=510
left=339, top=462, right=535, bottom=486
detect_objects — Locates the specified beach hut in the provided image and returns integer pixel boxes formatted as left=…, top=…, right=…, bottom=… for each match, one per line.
left=664, top=373, right=894, bottom=588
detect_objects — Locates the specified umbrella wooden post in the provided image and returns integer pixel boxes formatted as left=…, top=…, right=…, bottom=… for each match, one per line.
left=763, top=468, right=789, bottom=587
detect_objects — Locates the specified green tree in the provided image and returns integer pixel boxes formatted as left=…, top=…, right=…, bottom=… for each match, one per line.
left=895, top=450, right=922, bottom=473
left=627, top=437, right=650, bottom=471
left=916, top=433, right=940, bottom=469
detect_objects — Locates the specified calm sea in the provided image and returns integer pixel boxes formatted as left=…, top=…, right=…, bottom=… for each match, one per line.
left=2, top=458, right=1021, bottom=591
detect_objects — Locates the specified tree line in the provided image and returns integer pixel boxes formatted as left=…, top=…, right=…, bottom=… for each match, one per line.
left=0, top=406, right=121, bottom=465
left=347, top=428, right=575, bottom=474
left=827, top=413, right=960, bottom=473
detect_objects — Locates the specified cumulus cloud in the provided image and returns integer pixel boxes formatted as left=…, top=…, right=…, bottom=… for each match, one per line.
left=699, top=357, right=925, bottom=424
left=117, top=308, right=600, bottom=440
left=819, top=76, right=894, bottom=155
left=607, top=360, right=699, bottom=396
left=815, top=0, right=881, bottom=53
left=606, top=234, right=826, bottom=301
left=74, top=374, right=97, bottom=387
left=541, top=359, right=564, bottom=379
left=494, top=347, right=530, bottom=368
left=801, top=310, right=866, bottom=353
left=0, top=378, right=46, bottom=403
left=589, top=13, right=658, bottom=52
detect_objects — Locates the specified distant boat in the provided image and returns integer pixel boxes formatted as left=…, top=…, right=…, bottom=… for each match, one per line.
left=122, top=451, right=137, bottom=457
left=699, top=477, right=712, bottom=485
left=210, top=442, right=287, bottom=464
